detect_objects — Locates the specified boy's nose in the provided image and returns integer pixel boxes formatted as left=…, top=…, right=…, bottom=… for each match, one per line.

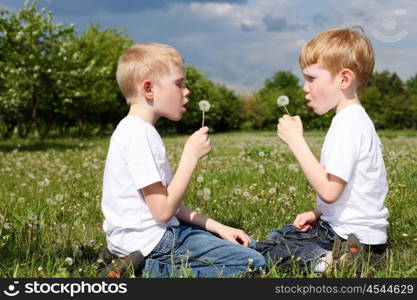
left=303, top=82, right=309, bottom=93
left=184, top=88, right=190, bottom=97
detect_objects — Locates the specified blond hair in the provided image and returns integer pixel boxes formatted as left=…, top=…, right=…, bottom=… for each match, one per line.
left=299, top=27, right=374, bottom=94
left=116, top=43, right=184, bottom=103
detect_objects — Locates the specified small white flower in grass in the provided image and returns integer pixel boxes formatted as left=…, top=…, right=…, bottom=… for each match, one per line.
left=277, top=95, right=291, bottom=115
left=64, top=257, right=74, bottom=266
left=258, top=151, right=265, bottom=157
left=83, top=192, right=89, bottom=198
left=55, top=194, right=64, bottom=202
left=3, top=222, right=11, bottom=230
left=198, top=100, right=210, bottom=127
left=197, top=176, right=204, bottom=183
left=203, top=188, right=211, bottom=196
left=268, top=187, right=277, bottom=194
left=289, top=186, right=296, bottom=193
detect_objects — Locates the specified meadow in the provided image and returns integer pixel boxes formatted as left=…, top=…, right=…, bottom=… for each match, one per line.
left=0, top=130, right=416, bottom=278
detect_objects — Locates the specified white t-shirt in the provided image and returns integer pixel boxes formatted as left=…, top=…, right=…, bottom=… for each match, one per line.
left=317, top=104, right=389, bottom=245
left=101, top=115, right=179, bottom=257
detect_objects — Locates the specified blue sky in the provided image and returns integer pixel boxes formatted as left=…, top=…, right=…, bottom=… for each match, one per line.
left=1, top=0, right=416, bottom=94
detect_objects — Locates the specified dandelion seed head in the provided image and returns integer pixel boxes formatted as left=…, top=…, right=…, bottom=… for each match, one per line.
left=64, top=257, right=74, bottom=266
left=55, top=194, right=64, bottom=202
left=197, top=176, right=204, bottom=183
left=243, top=191, right=251, bottom=199
left=198, top=100, right=210, bottom=112
left=289, top=186, right=296, bottom=193
left=277, top=95, right=289, bottom=107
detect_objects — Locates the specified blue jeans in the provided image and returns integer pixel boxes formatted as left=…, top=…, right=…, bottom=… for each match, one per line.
left=255, top=220, right=338, bottom=271
left=141, top=222, right=266, bottom=278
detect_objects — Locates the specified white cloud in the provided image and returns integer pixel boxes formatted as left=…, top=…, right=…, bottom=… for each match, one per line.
left=189, top=2, right=234, bottom=18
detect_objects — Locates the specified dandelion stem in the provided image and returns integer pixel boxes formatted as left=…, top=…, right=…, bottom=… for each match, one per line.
left=202, top=111, right=205, bottom=127
left=284, top=105, right=291, bottom=116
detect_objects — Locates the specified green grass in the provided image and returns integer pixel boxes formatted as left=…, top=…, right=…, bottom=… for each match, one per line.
left=0, top=130, right=416, bottom=278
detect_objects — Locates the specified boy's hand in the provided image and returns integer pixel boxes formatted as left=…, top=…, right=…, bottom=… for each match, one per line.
left=277, top=115, right=304, bottom=148
left=216, top=224, right=251, bottom=247
left=183, top=126, right=211, bottom=161
left=293, top=211, right=318, bottom=232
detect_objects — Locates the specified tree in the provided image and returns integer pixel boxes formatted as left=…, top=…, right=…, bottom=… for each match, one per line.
left=0, top=1, right=133, bottom=139
left=0, top=0, right=75, bottom=138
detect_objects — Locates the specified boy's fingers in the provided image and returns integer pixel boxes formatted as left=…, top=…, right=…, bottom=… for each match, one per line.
left=200, top=126, right=209, bottom=133
left=237, top=233, right=250, bottom=247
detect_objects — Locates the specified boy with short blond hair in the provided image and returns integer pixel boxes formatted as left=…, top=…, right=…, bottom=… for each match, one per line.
left=101, top=43, right=265, bottom=277
left=256, top=27, right=389, bottom=272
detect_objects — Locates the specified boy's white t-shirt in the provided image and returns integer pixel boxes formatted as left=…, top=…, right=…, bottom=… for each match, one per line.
left=317, top=104, right=389, bottom=245
left=101, top=115, right=179, bottom=257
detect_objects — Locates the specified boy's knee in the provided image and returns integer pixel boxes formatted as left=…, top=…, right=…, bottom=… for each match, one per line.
left=248, top=249, right=267, bottom=270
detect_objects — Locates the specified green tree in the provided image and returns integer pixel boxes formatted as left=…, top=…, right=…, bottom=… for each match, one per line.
left=0, top=0, right=75, bottom=139
left=0, top=1, right=133, bottom=139
left=53, top=25, right=132, bottom=136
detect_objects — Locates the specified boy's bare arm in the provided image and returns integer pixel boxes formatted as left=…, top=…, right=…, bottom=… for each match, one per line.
left=175, top=204, right=251, bottom=247
left=277, top=115, right=345, bottom=203
left=141, top=127, right=210, bottom=224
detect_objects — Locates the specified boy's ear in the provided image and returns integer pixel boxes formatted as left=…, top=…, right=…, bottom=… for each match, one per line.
left=339, top=68, right=355, bottom=90
left=142, top=80, right=154, bottom=99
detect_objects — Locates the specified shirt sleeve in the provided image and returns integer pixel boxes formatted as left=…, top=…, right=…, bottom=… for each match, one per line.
left=125, top=129, right=164, bottom=190
left=322, top=119, right=362, bottom=183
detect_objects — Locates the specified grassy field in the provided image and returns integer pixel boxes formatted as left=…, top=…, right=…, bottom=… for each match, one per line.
left=0, top=130, right=416, bottom=278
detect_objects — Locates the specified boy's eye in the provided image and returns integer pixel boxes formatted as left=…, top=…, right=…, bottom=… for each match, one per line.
left=176, top=81, right=185, bottom=88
